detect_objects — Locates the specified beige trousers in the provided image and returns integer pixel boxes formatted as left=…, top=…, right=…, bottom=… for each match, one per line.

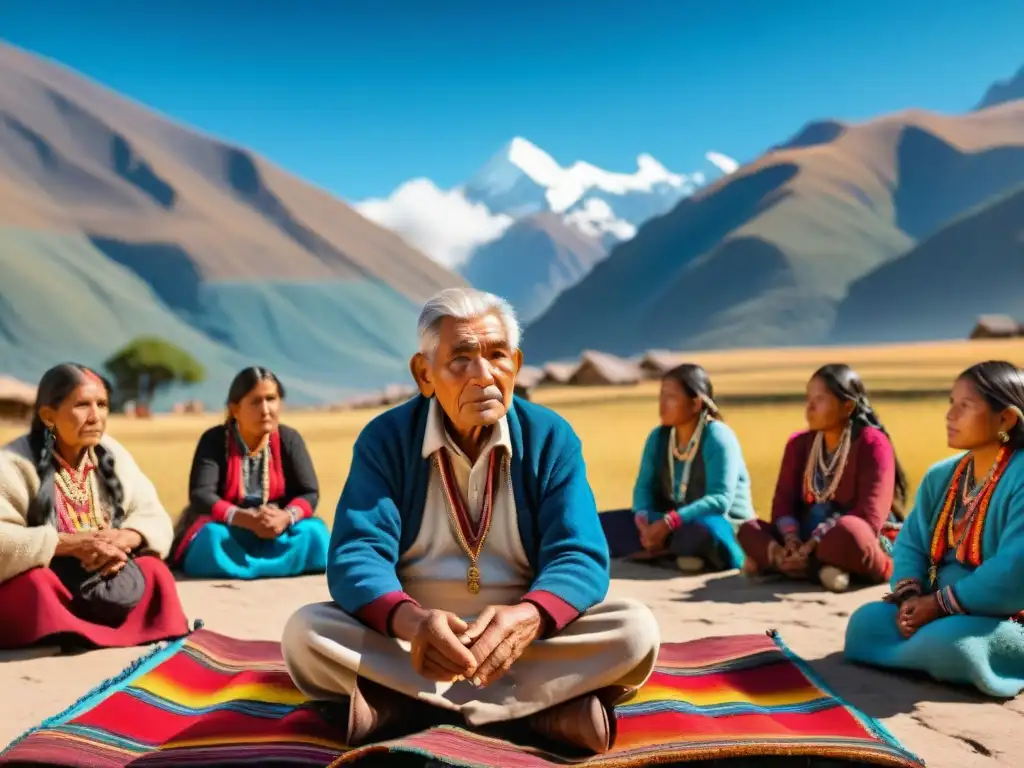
left=282, top=598, right=661, bottom=726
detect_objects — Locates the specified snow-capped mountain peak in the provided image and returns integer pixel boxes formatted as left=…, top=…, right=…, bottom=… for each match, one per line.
left=465, top=137, right=697, bottom=216
left=504, top=137, right=564, bottom=186
left=356, top=137, right=738, bottom=268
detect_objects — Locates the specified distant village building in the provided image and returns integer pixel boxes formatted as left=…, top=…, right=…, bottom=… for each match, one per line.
left=568, top=351, right=642, bottom=387
left=172, top=400, right=206, bottom=415
left=969, top=314, right=1021, bottom=340
left=338, top=393, right=384, bottom=411
left=381, top=384, right=418, bottom=405
left=514, top=365, right=544, bottom=400
left=0, top=376, right=36, bottom=422
left=638, top=350, right=686, bottom=379
left=540, top=361, right=577, bottom=386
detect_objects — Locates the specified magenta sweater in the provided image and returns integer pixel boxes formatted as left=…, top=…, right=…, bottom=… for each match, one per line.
left=771, top=426, right=897, bottom=536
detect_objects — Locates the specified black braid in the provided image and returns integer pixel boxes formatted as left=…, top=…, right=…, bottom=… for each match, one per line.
left=852, top=401, right=909, bottom=513
left=25, top=362, right=123, bottom=528
left=26, top=413, right=57, bottom=528
left=93, top=444, right=126, bottom=528
left=813, top=363, right=909, bottom=516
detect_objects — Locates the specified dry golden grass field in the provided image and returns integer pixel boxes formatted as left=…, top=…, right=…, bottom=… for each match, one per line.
left=4, top=338, right=1023, bottom=523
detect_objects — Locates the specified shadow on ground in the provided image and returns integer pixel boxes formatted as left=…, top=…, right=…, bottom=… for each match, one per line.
left=810, top=650, right=998, bottom=719
left=681, top=573, right=878, bottom=605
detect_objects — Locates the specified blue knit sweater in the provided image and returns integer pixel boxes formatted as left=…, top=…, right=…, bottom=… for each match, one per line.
left=327, top=395, right=610, bottom=616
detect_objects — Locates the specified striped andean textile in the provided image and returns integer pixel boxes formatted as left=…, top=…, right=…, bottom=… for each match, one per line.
left=0, top=627, right=923, bottom=768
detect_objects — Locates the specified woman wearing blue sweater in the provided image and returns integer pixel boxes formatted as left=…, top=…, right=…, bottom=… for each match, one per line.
left=610, top=364, right=755, bottom=573
left=845, top=361, right=1024, bottom=697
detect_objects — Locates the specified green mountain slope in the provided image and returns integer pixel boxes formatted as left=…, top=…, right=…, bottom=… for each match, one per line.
left=0, top=42, right=464, bottom=406
left=525, top=102, right=1024, bottom=362
left=831, top=184, right=1024, bottom=344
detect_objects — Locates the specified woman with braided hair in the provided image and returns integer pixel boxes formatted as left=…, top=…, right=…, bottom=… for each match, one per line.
left=170, top=367, right=328, bottom=579
left=845, top=361, right=1024, bottom=697
left=737, top=364, right=907, bottom=592
left=0, top=363, right=188, bottom=650
left=602, top=363, right=755, bottom=573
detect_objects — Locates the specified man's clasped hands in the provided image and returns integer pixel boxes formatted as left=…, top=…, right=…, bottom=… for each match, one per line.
left=392, top=601, right=544, bottom=687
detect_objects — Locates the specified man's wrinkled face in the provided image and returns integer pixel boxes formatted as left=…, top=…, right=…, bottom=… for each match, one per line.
left=412, top=313, right=522, bottom=434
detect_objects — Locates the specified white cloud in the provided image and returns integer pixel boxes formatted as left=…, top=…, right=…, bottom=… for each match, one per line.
left=564, top=198, right=637, bottom=241
left=705, top=151, right=740, bottom=175
left=355, top=178, right=513, bottom=267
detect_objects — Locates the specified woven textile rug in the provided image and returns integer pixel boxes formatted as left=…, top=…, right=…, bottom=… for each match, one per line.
left=0, top=628, right=923, bottom=767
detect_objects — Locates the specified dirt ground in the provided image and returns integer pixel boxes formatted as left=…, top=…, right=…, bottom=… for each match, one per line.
left=1, top=565, right=1017, bottom=767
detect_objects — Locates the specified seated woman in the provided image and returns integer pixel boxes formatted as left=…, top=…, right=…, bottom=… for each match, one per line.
left=738, top=364, right=906, bottom=592
left=845, top=361, right=1024, bottom=698
left=0, top=363, right=188, bottom=651
left=171, top=367, right=329, bottom=580
left=602, top=364, right=755, bottom=573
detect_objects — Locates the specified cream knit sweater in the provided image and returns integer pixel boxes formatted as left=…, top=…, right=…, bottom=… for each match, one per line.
left=0, top=433, right=174, bottom=584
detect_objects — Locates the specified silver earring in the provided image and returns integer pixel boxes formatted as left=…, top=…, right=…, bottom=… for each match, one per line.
left=998, top=430, right=1010, bottom=444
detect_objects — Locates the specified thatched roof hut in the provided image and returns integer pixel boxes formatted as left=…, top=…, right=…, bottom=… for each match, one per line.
left=381, top=383, right=418, bottom=405
left=568, top=351, right=641, bottom=386
left=540, top=361, right=576, bottom=385
left=0, top=376, right=36, bottom=421
left=514, top=365, right=544, bottom=400
left=969, top=315, right=1021, bottom=340
left=638, top=350, right=686, bottom=379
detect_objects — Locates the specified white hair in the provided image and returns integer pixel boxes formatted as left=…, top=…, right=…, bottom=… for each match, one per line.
left=417, top=287, right=521, bottom=359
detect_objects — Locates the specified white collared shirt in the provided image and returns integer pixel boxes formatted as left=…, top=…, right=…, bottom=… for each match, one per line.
left=420, top=396, right=511, bottom=523
left=397, top=397, right=532, bottom=615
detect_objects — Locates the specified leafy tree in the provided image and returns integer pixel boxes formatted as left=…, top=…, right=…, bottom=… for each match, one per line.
left=104, top=336, right=205, bottom=407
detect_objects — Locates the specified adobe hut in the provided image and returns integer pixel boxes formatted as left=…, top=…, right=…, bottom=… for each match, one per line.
left=638, top=350, right=686, bottom=379
left=0, top=376, right=36, bottom=422
left=969, top=315, right=1021, bottom=340
left=381, top=383, right=418, bottom=405
left=540, top=361, right=576, bottom=386
left=514, top=365, right=544, bottom=400
left=568, top=351, right=641, bottom=387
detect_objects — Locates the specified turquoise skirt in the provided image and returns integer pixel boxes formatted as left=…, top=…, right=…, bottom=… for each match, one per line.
left=844, top=599, right=1024, bottom=698
left=180, top=518, right=330, bottom=580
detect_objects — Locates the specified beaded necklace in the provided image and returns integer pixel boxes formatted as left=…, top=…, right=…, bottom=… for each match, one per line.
left=803, top=423, right=852, bottom=504
left=53, top=450, right=105, bottom=531
left=436, top=448, right=499, bottom=594
left=927, top=447, right=1011, bottom=588
left=667, top=410, right=708, bottom=503
left=228, top=426, right=271, bottom=505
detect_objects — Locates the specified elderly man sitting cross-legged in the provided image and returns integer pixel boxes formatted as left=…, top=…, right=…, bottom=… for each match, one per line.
left=282, top=287, right=660, bottom=754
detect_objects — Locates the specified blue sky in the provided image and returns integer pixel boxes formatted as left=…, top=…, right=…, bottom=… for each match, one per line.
left=3, top=1, right=1022, bottom=201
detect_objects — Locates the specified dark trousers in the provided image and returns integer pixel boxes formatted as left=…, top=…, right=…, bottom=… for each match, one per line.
left=600, top=508, right=726, bottom=570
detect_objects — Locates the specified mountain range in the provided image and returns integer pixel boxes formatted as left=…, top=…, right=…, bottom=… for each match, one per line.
left=3, top=40, right=1024, bottom=407
left=356, top=138, right=737, bottom=322
left=523, top=72, right=1024, bottom=364
left=0, top=42, right=464, bottom=407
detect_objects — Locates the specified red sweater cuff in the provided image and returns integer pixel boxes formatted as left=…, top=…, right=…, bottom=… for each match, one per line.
left=522, top=589, right=580, bottom=634
left=286, top=498, right=314, bottom=520
left=356, top=591, right=418, bottom=636
left=211, top=499, right=235, bottom=523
